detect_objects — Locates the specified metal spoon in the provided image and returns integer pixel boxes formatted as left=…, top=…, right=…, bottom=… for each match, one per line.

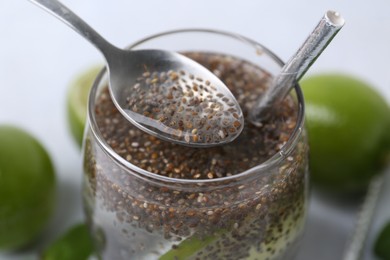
left=250, top=10, right=345, bottom=125
left=29, top=0, right=244, bottom=147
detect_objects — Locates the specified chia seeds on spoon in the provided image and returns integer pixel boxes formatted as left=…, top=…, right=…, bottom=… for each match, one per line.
left=125, top=68, right=243, bottom=145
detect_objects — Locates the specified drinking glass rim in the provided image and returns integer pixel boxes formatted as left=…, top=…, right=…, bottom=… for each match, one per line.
left=86, top=28, right=305, bottom=185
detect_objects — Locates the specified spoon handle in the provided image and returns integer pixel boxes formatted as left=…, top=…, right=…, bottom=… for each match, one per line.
left=250, top=11, right=344, bottom=123
left=280, top=11, right=345, bottom=83
left=28, top=0, right=118, bottom=57
left=342, top=175, right=385, bottom=260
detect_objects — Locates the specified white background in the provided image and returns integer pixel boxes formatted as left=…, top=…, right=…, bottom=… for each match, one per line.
left=0, top=1, right=389, bottom=259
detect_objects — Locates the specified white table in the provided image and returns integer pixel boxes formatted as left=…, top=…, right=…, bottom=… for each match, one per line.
left=1, top=1, right=389, bottom=259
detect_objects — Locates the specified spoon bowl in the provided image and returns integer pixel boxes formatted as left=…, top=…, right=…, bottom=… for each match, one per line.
left=29, top=0, right=244, bottom=147
left=108, top=49, right=244, bottom=146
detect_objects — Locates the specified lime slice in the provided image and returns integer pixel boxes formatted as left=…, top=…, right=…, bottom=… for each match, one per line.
left=67, top=66, right=102, bottom=147
left=159, top=233, right=218, bottom=260
left=301, top=74, right=390, bottom=193
left=42, top=223, right=94, bottom=260
left=0, top=125, right=56, bottom=250
left=159, top=210, right=304, bottom=260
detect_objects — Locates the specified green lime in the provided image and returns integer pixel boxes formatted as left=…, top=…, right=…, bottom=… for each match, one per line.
left=374, top=221, right=390, bottom=259
left=41, top=223, right=94, bottom=260
left=301, top=74, right=390, bottom=193
left=0, top=125, right=56, bottom=250
left=67, top=66, right=102, bottom=147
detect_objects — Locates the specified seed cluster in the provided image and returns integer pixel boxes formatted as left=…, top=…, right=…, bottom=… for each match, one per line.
left=125, top=69, right=243, bottom=145
left=84, top=52, right=308, bottom=260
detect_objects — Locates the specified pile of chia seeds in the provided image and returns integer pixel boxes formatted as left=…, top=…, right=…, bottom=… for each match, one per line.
left=83, top=52, right=308, bottom=260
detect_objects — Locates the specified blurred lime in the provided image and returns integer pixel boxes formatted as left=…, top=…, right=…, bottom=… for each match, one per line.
left=374, top=221, right=390, bottom=259
left=0, top=125, right=56, bottom=250
left=301, top=74, right=390, bottom=193
left=67, top=66, right=102, bottom=147
left=42, top=223, right=94, bottom=260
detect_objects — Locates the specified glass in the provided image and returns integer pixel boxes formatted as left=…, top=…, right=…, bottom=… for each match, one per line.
left=82, top=29, right=309, bottom=260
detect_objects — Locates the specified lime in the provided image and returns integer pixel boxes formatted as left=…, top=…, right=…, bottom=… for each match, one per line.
left=67, top=66, right=102, bottom=147
left=374, top=221, right=390, bottom=259
left=0, top=125, right=56, bottom=250
left=41, top=223, right=94, bottom=260
left=301, top=74, right=390, bottom=193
